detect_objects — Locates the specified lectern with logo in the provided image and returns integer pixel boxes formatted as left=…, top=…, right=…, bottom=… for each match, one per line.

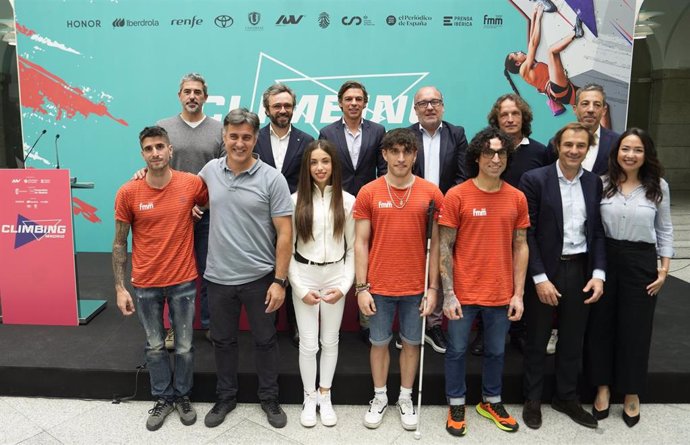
left=0, top=169, right=106, bottom=325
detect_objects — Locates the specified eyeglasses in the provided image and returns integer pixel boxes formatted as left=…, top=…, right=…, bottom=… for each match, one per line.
left=480, top=148, right=509, bottom=159
left=269, top=103, right=294, bottom=111
left=414, top=99, right=443, bottom=109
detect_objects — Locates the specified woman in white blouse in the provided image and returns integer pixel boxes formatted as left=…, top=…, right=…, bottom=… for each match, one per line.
left=288, top=140, right=355, bottom=428
left=586, top=128, right=673, bottom=428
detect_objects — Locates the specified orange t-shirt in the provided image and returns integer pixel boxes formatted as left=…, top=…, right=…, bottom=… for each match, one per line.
left=526, top=62, right=550, bottom=93
left=353, top=176, right=443, bottom=296
left=114, top=170, right=208, bottom=287
left=439, top=180, right=530, bottom=306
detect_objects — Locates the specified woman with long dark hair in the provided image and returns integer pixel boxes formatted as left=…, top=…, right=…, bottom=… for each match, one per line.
left=586, top=128, right=674, bottom=427
left=287, top=139, right=355, bottom=428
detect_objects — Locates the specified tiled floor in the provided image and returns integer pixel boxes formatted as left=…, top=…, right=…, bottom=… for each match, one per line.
left=1, top=397, right=688, bottom=444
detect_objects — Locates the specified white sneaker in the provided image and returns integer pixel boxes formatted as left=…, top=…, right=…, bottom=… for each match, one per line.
left=546, top=329, right=558, bottom=355
left=317, top=390, right=337, bottom=427
left=300, top=392, right=317, bottom=427
left=397, top=398, right=418, bottom=430
left=363, top=397, right=388, bottom=429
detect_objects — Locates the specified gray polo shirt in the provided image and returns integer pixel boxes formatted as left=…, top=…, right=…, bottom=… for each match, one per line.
left=199, top=155, right=292, bottom=285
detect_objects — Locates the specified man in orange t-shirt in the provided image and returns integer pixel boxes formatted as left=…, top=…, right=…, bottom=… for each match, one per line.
left=353, top=128, right=442, bottom=431
left=438, top=127, right=529, bottom=437
left=113, top=126, right=207, bottom=432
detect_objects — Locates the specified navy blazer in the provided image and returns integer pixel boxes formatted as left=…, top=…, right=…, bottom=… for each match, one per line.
left=518, top=163, right=606, bottom=281
left=408, top=121, right=468, bottom=194
left=546, top=126, right=620, bottom=175
left=254, top=124, right=314, bottom=194
left=318, top=119, right=386, bottom=196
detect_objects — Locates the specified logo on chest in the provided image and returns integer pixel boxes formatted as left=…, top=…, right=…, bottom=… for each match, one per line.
left=378, top=201, right=393, bottom=209
left=472, top=208, right=487, bottom=217
left=139, top=202, right=154, bottom=211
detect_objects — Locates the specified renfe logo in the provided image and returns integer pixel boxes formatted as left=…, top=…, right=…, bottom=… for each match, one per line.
left=1, top=214, right=67, bottom=249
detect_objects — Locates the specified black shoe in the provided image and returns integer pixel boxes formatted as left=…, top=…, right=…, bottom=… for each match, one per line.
left=204, top=399, right=237, bottom=428
left=395, top=334, right=403, bottom=350
left=522, top=400, right=542, bottom=429
left=261, top=399, right=287, bottom=428
left=592, top=405, right=609, bottom=420
left=535, top=0, right=557, bottom=13
left=552, top=398, right=598, bottom=429
left=510, top=335, right=526, bottom=354
left=289, top=324, right=299, bottom=348
left=574, top=15, right=584, bottom=38
left=359, top=327, right=371, bottom=345
left=623, top=410, right=640, bottom=427
left=470, top=331, right=483, bottom=356
left=425, top=325, right=447, bottom=354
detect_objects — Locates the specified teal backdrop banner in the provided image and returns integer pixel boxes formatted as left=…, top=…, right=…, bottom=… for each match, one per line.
left=15, top=0, right=635, bottom=252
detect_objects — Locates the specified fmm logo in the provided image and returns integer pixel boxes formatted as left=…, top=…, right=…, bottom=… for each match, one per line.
left=472, top=208, right=487, bottom=217
left=483, top=15, right=503, bottom=27
left=1, top=215, right=67, bottom=249
left=139, top=202, right=154, bottom=211
left=378, top=201, right=393, bottom=209
left=248, top=12, right=261, bottom=25
left=67, top=19, right=101, bottom=28
left=171, top=16, right=203, bottom=28
left=276, top=14, right=303, bottom=25
left=215, top=15, right=234, bottom=28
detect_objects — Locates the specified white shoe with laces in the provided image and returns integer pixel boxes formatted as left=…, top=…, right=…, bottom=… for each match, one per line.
left=397, top=397, right=418, bottom=430
left=300, top=392, right=317, bottom=427
left=546, top=329, right=558, bottom=355
left=364, top=396, right=388, bottom=429
left=318, top=390, right=338, bottom=426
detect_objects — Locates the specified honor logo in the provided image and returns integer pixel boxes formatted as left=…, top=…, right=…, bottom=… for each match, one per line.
left=472, top=208, right=487, bottom=217
left=378, top=201, right=393, bottom=209
left=139, top=202, right=154, bottom=211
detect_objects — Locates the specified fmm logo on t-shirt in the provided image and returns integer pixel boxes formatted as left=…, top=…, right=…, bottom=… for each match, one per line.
left=472, top=208, right=487, bottom=217
left=378, top=201, right=393, bottom=209
left=139, top=202, right=154, bottom=211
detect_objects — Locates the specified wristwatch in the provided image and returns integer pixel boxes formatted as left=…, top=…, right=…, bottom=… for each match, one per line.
left=273, top=276, right=288, bottom=288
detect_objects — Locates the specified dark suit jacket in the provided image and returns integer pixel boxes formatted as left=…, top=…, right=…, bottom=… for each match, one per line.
left=546, top=126, right=620, bottom=175
left=254, top=124, right=314, bottom=194
left=318, top=119, right=386, bottom=196
left=518, top=164, right=606, bottom=281
left=408, top=121, right=468, bottom=194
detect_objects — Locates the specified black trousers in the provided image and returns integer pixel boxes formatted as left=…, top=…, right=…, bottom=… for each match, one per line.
left=208, top=273, right=280, bottom=401
left=523, top=255, right=590, bottom=401
left=586, top=238, right=657, bottom=395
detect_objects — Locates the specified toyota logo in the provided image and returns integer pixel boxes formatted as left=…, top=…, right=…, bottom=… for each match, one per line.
left=215, top=15, right=234, bottom=28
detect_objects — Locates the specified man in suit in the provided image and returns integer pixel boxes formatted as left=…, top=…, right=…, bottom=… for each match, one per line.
left=404, top=86, right=468, bottom=354
left=254, top=83, right=315, bottom=347
left=319, top=80, right=386, bottom=342
left=519, top=122, right=606, bottom=430
left=547, top=83, right=619, bottom=175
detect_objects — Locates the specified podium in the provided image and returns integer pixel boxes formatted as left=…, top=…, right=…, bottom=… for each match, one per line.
left=0, top=169, right=106, bottom=325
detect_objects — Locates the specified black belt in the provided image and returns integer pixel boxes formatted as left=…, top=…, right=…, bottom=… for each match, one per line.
left=293, top=251, right=344, bottom=266
left=559, top=253, right=587, bottom=261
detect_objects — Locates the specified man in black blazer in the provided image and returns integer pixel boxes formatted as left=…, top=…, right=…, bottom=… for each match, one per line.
left=546, top=83, right=619, bottom=175
left=254, top=83, right=315, bottom=347
left=519, top=122, right=606, bottom=430
left=406, top=86, right=468, bottom=354
left=318, top=80, right=386, bottom=197
left=254, top=84, right=314, bottom=194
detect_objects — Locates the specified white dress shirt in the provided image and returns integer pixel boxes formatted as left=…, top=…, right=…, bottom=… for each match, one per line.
left=270, top=124, right=292, bottom=172
left=420, top=123, right=442, bottom=186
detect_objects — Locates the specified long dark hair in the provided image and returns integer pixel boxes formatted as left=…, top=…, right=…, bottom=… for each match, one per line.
left=295, top=140, right=346, bottom=243
left=605, top=127, right=664, bottom=203
left=504, top=54, right=521, bottom=96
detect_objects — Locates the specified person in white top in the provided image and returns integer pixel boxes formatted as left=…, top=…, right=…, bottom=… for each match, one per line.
left=288, top=140, right=356, bottom=428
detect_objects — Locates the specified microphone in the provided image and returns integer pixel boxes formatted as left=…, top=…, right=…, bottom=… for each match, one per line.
left=23, top=129, right=47, bottom=165
left=55, top=134, right=61, bottom=169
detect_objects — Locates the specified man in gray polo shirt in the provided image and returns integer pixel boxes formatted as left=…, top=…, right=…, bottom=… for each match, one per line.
left=198, top=108, right=293, bottom=429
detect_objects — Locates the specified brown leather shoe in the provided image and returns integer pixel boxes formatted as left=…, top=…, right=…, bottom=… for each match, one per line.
left=522, top=400, right=542, bottom=429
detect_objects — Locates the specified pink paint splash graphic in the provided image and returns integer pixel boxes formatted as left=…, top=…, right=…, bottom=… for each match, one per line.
left=18, top=56, right=128, bottom=126
left=72, top=197, right=101, bottom=223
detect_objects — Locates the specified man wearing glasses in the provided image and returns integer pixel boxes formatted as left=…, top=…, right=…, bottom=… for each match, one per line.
left=404, top=86, right=468, bottom=355
left=439, top=127, right=529, bottom=436
left=254, top=84, right=315, bottom=347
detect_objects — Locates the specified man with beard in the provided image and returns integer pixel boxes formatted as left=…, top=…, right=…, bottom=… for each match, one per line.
left=254, top=84, right=314, bottom=346
left=155, top=73, right=224, bottom=345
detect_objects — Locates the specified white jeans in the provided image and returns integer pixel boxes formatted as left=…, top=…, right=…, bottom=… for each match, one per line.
left=291, top=261, right=347, bottom=392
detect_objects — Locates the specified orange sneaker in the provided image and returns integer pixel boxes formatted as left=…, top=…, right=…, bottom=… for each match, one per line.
left=476, top=401, right=519, bottom=432
left=446, top=405, right=467, bottom=436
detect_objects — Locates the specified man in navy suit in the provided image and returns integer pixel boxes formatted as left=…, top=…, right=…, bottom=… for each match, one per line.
left=319, top=80, right=386, bottom=342
left=254, top=83, right=315, bottom=347
left=546, top=83, right=619, bottom=175
left=254, top=84, right=314, bottom=193
left=404, top=86, right=468, bottom=354
left=519, top=122, right=605, bottom=430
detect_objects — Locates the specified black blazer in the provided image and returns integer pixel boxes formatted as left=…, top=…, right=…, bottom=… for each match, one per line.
left=518, top=163, right=606, bottom=280
left=318, top=119, right=386, bottom=196
left=546, top=126, right=620, bottom=175
left=408, top=121, right=468, bottom=194
left=254, top=124, right=314, bottom=193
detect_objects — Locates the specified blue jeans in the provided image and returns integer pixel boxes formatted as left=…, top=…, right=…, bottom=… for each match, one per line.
left=134, top=280, right=196, bottom=401
left=369, top=294, right=423, bottom=346
left=194, top=211, right=210, bottom=329
left=445, top=305, right=510, bottom=404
